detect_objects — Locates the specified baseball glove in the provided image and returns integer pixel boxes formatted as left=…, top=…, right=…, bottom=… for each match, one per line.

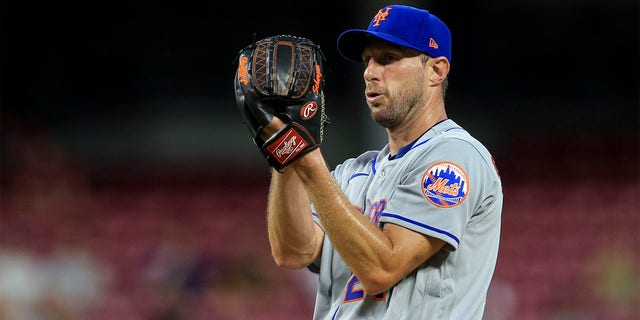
left=234, top=34, right=329, bottom=170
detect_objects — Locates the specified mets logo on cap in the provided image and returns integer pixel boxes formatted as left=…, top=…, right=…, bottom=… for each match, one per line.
left=422, top=161, right=469, bottom=208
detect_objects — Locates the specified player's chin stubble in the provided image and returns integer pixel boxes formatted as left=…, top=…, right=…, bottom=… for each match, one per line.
left=370, top=99, right=415, bottom=130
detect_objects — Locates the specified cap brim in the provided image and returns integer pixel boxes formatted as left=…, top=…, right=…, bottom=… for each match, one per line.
left=337, top=29, right=426, bottom=62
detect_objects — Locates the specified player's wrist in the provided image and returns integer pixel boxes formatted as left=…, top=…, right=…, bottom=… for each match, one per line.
left=291, top=148, right=325, bottom=170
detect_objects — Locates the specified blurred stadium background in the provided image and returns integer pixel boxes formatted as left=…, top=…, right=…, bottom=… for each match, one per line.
left=1, top=0, right=638, bottom=319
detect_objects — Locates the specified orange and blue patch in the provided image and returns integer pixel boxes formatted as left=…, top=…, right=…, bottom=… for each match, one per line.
left=421, top=161, right=468, bottom=208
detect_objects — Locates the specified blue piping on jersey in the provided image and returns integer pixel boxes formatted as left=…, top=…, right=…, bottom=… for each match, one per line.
left=380, top=213, right=460, bottom=244
left=348, top=172, right=370, bottom=183
left=408, top=137, right=432, bottom=152
left=391, top=139, right=419, bottom=159
left=388, top=125, right=464, bottom=161
left=444, top=127, right=463, bottom=132
left=371, top=156, right=377, bottom=174
left=407, top=127, right=463, bottom=153
left=331, top=305, right=340, bottom=320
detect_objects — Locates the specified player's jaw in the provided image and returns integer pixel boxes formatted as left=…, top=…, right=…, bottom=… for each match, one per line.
left=365, top=87, right=389, bottom=120
left=366, top=91, right=401, bottom=129
left=367, top=81, right=424, bottom=130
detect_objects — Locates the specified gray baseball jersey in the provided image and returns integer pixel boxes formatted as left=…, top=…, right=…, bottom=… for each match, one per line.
left=309, top=119, right=503, bottom=320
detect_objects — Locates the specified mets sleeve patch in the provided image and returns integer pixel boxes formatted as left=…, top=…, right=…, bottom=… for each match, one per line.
left=421, top=161, right=469, bottom=208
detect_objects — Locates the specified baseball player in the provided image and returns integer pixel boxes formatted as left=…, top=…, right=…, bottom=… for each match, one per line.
left=234, top=4, right=503, bottom=320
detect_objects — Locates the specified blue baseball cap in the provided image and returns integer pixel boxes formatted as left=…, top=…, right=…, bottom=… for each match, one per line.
left=337, top=5, right=451, bottom=63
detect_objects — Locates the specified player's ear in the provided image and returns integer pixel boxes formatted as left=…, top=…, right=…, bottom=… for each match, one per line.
left=428, top=56, right=450, bottom=86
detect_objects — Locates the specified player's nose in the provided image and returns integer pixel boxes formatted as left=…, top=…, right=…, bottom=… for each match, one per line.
left=363, top=60, right=382, bottom=83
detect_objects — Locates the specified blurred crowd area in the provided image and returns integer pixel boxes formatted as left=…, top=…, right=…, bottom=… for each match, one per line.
left=1, top=121, right=638, bottom=320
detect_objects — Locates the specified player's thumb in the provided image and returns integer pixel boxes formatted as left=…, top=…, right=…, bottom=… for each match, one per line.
left=244, top=90, right=275, bottom=133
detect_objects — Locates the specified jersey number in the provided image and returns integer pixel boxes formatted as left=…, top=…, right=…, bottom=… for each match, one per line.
left=344, top=274, right=386, bottom=303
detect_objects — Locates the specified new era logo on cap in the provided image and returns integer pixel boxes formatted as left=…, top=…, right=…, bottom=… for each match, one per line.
left=429, top=38, right=438, bottom=49
left=337, top=5, right=452, bottom=63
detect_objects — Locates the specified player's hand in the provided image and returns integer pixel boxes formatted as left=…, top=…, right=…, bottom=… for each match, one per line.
left=241, top=89, right=286, bottom=140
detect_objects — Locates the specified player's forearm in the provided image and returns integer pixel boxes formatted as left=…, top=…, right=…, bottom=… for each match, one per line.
left=267, top=168, right=323, bottom=269
left=292, top=149, right=397, bottom=292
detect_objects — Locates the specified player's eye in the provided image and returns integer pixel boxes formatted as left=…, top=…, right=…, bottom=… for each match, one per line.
left=378, top=54, right=398, bottom=65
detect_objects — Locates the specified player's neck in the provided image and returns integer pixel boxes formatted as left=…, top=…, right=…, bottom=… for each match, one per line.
left=387, top=104, right=447, bottom=155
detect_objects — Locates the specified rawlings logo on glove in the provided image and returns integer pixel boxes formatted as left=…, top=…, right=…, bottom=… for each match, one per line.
left=301, top=101, right=318, bottom=120
left=267, top=128, right=308, bottom=163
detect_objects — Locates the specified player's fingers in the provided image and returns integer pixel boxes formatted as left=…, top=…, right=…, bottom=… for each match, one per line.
left=244, top=90, right=287, bottom=139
